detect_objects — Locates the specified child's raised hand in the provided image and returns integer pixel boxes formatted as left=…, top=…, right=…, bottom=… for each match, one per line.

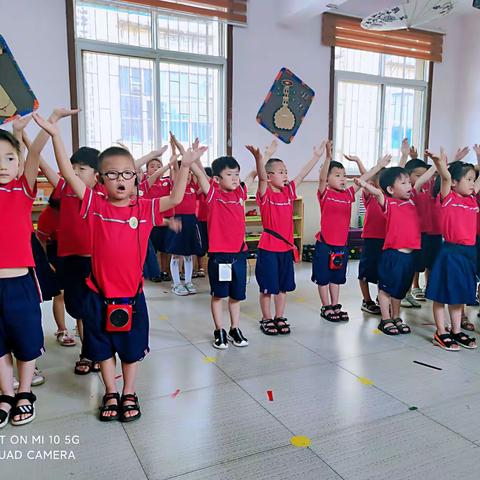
left=343, top=154, right=360, bottom=163
left=12, top=114, right=31, bottom=132
left=378, top=154, right=392, bottom=168
left=425, top=149, right=440, bottom=162
left=169, top=131, right=186, bottom=156
left=191, top=137, right=200, bottom=150
left=264, top=139, right=278, bottom=158
left=473, top=144, right=480, bottom=156
left=51, top=108, right=80, bottom=122
left=454, top=146, right=470, bottom=161
left=325, top=140, right=333, bottom=158
left=313, top=141, right=326, bottom=158
left=181, top=146, right=208, bottom=167
left=354, top=177, right=367, bottom=189
left=151, top=145, right=168, bottom=158
left=32, top=112, right=59, bottom=137
left=401, top=138, right=410, bottom=157
left=409, top=145, right=418, bottom=159
left=245, top=145, right=261, bottom=160
left=440, top=147, right=448, bottom=165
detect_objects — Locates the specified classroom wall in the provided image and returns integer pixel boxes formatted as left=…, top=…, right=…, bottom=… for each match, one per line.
left=0, top=0, right=73, bottom=159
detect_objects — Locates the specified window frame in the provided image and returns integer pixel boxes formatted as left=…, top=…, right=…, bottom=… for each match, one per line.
left=329, top=46, right=434, bottom=171
left=68, top=0, right=228, bottom=161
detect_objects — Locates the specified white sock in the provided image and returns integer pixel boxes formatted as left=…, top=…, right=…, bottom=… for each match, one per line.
left=184, top=255, right=193, bottom=283
left=170, top=256, right=181, bottom=286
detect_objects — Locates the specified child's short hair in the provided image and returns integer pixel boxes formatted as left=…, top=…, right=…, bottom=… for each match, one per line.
left=379, top=166, right=409, bottom=195
left=328, top=160, right=345, bottom=174
left=265, top=158, right=284, bottom=173
left=211, top=156, right=240, bottom=177
left=405, top=158, right=428, bottom=173
left=0, top=129, right=20, bottom=154
left=204, top=166, right=213, bottom=178
left=71, top=146, right=100, bottom=171
left=432, top=161, right=478, bottom=197
left=98, top=146, right=133, bottom=171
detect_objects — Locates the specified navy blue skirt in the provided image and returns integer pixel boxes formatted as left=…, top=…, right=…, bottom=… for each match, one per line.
left=425, top=242, right=477, bottom=305
left=165, top=214, right=203, bottom=256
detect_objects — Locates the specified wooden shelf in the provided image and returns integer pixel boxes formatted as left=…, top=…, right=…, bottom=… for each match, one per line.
left=244, top=196, right=304, bottom=255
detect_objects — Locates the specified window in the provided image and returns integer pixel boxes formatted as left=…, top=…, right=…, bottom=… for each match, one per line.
left=74, top=0, right=227, bottom=164
left=333, top=47, right=430, bottom=171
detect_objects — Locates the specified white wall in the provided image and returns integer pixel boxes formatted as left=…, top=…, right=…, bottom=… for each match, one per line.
left=0, top=0, right=73, bottom=158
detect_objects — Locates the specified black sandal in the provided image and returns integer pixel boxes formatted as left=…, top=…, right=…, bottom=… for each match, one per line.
left=274, top=317, right=291, bottom=335
left=74, top=357, right=93, bottom=375
left=0, top=395, right=15, bottom=429
left=451, top=332, right=477, bottom=349
left=332, top=304, right=349, bottom=322
left=260, top=319, right=279, bottom=336
left=392, top=317, right=411, bottom=334
left=99, top=392, right=120, bottom=422
left=378, top=319, right=399, bottom=336
left=433, top=332, right=459, bottom=351
left=11, top=392, right=36, bottom=426
left=120, top=393, right=141, bottom=423
left=320, top=305, right=342, bottom=322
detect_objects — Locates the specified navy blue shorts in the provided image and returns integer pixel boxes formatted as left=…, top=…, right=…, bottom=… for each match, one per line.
left=424, top=234, right=443, bottom=271
left=255, top=249, right=295, bottom=295
left=31, top=233, right=60, bottom=301
left=197, top=221, right=208, bottom=257
left=208, top=252, right=247, bottom=301
left=311, top=241, right=348, bottom=286
left=166, top=214, right=202, bottom=256
left=378, top=249, right=416, bottom=300
left=426, top=243, right=477, bottom=305
left=82, top=289, right=150, bottom=363
left=150, top=226, right=168, bottom=253
left=60, top=255, right=91, bottom=320
left=0, top=274, right=44, bottom=361
left=358, top=238, right=384, bottom=284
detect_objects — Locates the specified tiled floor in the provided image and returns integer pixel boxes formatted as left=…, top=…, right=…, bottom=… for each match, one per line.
left=3, top=261, right=480, bottom=479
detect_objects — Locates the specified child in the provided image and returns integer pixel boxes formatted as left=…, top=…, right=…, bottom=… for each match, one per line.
left=33, top=111, right=206, bottom=421
left=195, top=166, right=212, bottom=278
left=190, top=156, right=251, bottom=349
left=36, top=194, right=75, bottom=347
left=42, top=144, right=101, bottom=375
left=347, top=155, right=386, bottom=315
left=246, top=139, right=325, bottom=335
left=0, top=113, right=54, bottom=427
left=356, top=166, right=421, bottom=336
left=425, top=151, right=479, bottom=351
left=312, top=142, right=390, bottom=322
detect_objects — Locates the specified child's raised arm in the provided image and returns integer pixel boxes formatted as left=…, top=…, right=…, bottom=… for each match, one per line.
left=32, top=112, right=86, bottom=200
left=243, top=169, right=257, bottom=190
left=135, top=146, right=168, bottom=170
left=454, top=146, right=470, bottom=162
left=293, top=141, right=325, bottom=187
left=431, top=147, right=451, bottom=200
left=190, top=158, right=210, bottom=194
left=147, top=156, right=176, bottom=187
left=25, top=108, right=78, bottom=191
left=353, top=154, right=391, bottom=193
left=318, top=140, right=333, bottom=195
left=12, top=115, right=32, bottom=177
left=245, top=145, right=266, bottom=195
left=343, top=154, right=366, bottom=175
left=399, top=138, right=410, bottom=167
left=161, top=146, right=208, bottom=212
left=22, top=131, right=60, bottom=187
left=355, top=178, right=385, bottom=208
left=415, top=150, right=439, bottom=192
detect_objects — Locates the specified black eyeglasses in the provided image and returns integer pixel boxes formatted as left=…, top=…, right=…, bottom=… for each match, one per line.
left=101, top=170, right=137, bottom=180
